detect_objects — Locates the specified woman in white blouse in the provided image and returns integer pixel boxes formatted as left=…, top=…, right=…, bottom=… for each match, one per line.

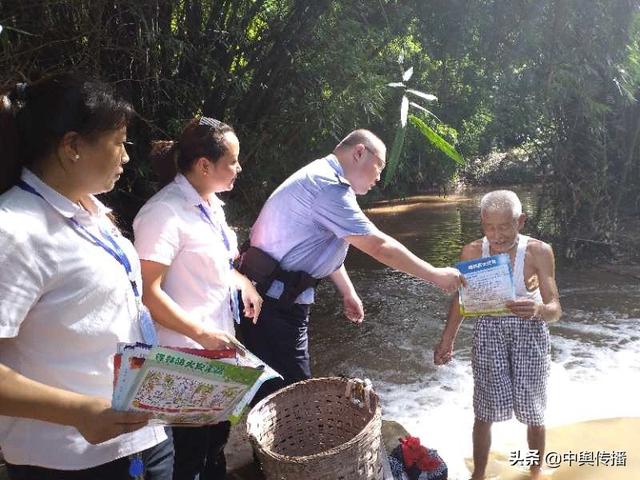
left=0, top=74, right=172, bottom=479
left=133, top=117, right=262, bottom=480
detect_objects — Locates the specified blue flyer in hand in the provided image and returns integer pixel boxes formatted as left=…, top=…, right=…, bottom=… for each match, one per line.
left=456, top=254, right=515, bottom=317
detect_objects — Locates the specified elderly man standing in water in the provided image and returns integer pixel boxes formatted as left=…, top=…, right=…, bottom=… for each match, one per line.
left=238, top=129, right=465, bottom=398
left=434, top=190, right=562, bottom=480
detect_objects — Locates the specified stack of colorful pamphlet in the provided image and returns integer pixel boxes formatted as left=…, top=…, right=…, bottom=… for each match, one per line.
left=456, top=253, right=516, bottom=317
left=112, top=340, right=280, bottom=426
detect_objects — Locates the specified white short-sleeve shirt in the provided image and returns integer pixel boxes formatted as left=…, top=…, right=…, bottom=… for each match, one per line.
left=0, top=169, right=166, bottom=469
left=133, top=174, right=237, bottom=348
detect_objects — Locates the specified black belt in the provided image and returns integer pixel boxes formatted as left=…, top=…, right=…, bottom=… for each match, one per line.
left=238, top=244, right=320, bottom=307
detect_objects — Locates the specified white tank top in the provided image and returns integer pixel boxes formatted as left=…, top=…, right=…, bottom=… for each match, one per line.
left=482, top=234, right=543, bottom=302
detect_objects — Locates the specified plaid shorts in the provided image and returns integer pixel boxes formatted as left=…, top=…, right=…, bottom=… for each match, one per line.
left=472, top=316, right=550, bottom=425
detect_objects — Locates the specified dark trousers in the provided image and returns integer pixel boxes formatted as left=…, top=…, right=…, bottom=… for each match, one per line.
left=171, top=421, right=231, bottom=480
left=238, top=296, right=312, bottom=403
left=6, top=429, right=174, bottom=480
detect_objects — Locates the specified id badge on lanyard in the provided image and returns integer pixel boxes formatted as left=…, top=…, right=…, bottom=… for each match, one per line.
left=137, top=302, right=158, bottom=345
left=17, top=179, right=159, bottom=345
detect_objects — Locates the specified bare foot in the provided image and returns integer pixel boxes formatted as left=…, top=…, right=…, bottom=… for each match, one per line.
left=530, top=467, right=543, bottom=480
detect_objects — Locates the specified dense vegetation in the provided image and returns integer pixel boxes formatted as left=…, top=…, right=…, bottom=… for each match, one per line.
left=1, top=0, right=639, bottom=260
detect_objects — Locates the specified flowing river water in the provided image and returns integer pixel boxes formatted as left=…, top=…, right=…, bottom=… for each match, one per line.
left=307, top=188, right=640, bottom=479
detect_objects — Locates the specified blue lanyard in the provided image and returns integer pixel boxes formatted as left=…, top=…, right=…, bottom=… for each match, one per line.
left=196, top=203, right=234, bottom=269
left=197, top=203, right=241, bottom=323
left=16, top=180, right=140, bottom=298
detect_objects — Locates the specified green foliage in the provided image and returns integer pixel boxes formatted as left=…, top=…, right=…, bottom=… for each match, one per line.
left=408, top=115, right=463, bottom=165
left=1, top=0, right=638, bottom=258
left=383, top=125, right=407, bottom=186
left=382, top=59, right=464, bottom=187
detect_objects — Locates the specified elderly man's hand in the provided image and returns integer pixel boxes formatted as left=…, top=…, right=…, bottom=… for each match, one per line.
left=434, top=339, right=454, bottom=365
left=506, top=298, right=540, bottom=319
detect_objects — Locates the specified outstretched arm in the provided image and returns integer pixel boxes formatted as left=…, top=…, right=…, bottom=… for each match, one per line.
left=0, top=362, right=150, bottom=444
left=328, top=265, right=364, bottom=323
left=345, top=230, right=465, bottom=293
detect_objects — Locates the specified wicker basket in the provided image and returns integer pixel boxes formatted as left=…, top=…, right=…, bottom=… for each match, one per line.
left=246, top=377, right=383, bottom=480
